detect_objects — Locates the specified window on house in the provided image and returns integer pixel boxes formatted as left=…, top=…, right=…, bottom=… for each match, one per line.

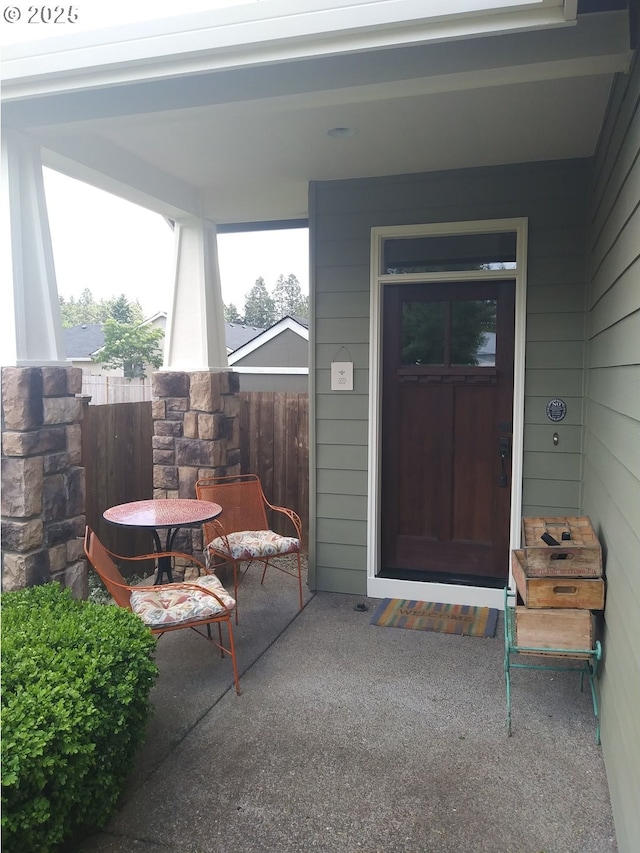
left=383, top=232, right=517, bottom=274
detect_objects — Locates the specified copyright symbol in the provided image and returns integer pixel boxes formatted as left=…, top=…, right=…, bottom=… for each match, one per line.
left=3, top=6, right=21, bottom=22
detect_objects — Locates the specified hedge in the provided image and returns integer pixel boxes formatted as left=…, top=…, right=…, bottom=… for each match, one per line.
left=1, top=583, right=159, bottom=852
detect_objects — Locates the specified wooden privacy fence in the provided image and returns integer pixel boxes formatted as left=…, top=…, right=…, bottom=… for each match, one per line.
left=239, top=392, right=309, bottom=545
left=82, top=375, right=152, bottom=405
left=81, top=400, right=155, bottom=565
left=82, top=392, right=309, bottom=562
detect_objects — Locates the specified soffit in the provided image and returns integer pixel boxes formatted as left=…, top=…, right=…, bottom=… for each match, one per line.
left=1, top=9, right=631, bottom=223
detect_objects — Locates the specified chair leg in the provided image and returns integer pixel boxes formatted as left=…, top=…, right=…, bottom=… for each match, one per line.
left=233, top=563, right=240, bottom=624
left=226, top=618, right=241, bottom=695
left=296, top=551, right=303, bottom=611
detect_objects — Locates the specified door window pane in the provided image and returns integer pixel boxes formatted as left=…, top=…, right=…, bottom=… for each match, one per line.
left=451, top=300, right=497, bottom=366
left=401, top=301, right=445, bottom=365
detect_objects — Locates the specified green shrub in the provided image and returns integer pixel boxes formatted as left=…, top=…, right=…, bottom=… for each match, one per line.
left=1, top=583, right=159, bottom=853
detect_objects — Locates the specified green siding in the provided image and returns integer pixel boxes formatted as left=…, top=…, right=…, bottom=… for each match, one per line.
left=316, top=518, right=368, bottom=547
left=583, top=53, right=640, bottom=853
left=310, top=158, right=593, bottom=595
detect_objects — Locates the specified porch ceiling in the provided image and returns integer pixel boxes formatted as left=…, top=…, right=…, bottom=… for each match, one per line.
left=2, top=7, right=631, bottom=224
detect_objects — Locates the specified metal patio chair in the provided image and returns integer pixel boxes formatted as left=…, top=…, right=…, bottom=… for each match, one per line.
left=195, top=474, right=304, bottom=623
left=83, top=526, right=240, bottom=694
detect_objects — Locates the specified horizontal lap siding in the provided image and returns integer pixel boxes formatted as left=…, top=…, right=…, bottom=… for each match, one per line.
left=584, top=54, right=640, bottom=853
left=310, top=159, right=590, bottom=593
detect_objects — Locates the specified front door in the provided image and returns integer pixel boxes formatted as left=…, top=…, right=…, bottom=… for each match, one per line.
left=381, top=280, right=515, bottom=583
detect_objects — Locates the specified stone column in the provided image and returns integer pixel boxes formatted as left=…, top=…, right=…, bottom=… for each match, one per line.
left=151, top=369, right=240, bottom=563
left=1, top=366, right=87, bottom=596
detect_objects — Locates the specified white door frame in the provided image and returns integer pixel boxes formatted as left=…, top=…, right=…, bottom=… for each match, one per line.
left=366, top=217, right=528, bottom=609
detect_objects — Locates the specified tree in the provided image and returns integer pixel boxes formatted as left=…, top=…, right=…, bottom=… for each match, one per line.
left=104, top=294, right=144, bottom=325
left=224, top=302, right=243, bottom=323
left=59, top=288, right=100, bottom=327
left=272, top=273, right=308, bottom=319
left=93, top=319, right=164, bottom=379
left=243, top=277, right=276, bottom=327
left=59, top=290, right=145, bottom=328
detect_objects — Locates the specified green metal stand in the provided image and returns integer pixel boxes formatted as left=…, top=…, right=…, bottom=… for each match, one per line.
left=503, top=587, right=602, bottom=745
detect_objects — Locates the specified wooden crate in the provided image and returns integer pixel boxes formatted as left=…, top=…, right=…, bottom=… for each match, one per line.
left=511, top=550, right=605, bottom=610
left=515, top=606, right=595, bottom=657
left=520, top=516, right=602, bottom=578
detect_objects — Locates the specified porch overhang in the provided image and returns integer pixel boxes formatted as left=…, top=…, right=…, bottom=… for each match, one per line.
left=0, top=0, right=632, bottom=368
left=2, top=1, right=587, bottom=99
left=1, top=4, right=631, bottom=224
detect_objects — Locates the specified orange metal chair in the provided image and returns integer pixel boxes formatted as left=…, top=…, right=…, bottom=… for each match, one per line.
left=83, top=526, right=240, bottom=694
left=195, top=474, right=304, bottom=623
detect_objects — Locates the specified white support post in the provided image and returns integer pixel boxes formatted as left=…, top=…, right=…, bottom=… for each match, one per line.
left=163, top=217, right=228, bottom=370
left=1, top=130, right=66, bottom=367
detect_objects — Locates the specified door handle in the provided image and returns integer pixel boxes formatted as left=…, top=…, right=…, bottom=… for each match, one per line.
left=498, top=436, right=511, bottom=487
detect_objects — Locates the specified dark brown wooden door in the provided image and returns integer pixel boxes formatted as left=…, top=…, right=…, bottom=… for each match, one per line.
left=381, top=281, right=515, bottom=582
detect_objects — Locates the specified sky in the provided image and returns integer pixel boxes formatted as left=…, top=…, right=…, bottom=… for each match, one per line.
left=3, top=1, right=309, bottom=320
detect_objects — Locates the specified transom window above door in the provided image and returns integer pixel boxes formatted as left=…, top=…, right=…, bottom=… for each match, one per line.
left=383, top=231, right=517, bottom=275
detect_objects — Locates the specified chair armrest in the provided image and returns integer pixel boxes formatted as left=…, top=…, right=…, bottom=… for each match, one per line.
left=267, top=504, right=302, bottom=539
left=99, top=544, right=211, bottom=576
left=202, top=519, right=236, bottom=566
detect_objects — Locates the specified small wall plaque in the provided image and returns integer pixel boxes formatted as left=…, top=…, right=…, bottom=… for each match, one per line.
left=331, top=361, right=353, bottom=391
left=546, top=398, right=567, bottom=422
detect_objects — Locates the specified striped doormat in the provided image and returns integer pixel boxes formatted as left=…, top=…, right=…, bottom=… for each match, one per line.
left=371, top=598, right=498, bottom=638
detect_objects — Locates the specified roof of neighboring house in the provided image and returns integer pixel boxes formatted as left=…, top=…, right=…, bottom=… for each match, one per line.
left=225, top=322, right=265, bottom=352
left=63, top=324, right=105, bottom=359
left=63, top=320, right=265, bottom=359
left=228, top=315, right=309, bottom=365
left=141, top=312, right=264, bottom=353
left=289, top=315, right=309, bottom=329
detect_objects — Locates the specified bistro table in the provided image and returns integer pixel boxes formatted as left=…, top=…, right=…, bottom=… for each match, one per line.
left=103, top=499, right=222, bottom=584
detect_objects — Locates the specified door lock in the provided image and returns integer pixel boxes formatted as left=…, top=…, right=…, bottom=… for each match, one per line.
left=498, top=436, right=511, bottom=487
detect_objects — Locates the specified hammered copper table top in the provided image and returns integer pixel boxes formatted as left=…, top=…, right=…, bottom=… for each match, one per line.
left=103, top=499, right=222, bottom=529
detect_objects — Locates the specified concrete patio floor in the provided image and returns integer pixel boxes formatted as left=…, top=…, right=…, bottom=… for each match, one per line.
left=75, top=568, right=617, bottom=853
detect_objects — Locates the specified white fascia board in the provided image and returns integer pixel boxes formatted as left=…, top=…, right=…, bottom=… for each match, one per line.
left=3, top=1, right=572, bottom=99
left=228, top=317, right=309, bottom=364
left=140, top=311, right=168, bottom=326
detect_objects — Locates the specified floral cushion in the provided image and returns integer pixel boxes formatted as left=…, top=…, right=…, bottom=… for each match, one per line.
left=130, top=575, right=235, bottom=629
left=205, top=530, right=300, bottom=563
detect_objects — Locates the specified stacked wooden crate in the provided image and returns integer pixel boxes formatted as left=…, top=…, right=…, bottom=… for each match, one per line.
left=511, top=516, right=604, bottom=654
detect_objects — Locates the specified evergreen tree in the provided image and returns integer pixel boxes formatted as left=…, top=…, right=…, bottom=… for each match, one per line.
left=104, top=294, right=144, bottom=325
left=59, top=289, right=101, bottom=326
left=243, top=277, right=276, bottom=327
left=224, top=302, right=243, bottom=323
left=272, top=273, right=308, bottom=319
left=59, top=290, right=145, bottom=328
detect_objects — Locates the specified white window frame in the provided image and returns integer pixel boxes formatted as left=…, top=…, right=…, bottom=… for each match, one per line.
left=367, top=217, right=528, bottom=610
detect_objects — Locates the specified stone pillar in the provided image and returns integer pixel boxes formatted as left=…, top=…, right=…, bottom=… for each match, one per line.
left=1, top=366, right=87, bottom=597
left=151, top=369, right=241, bottom=560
